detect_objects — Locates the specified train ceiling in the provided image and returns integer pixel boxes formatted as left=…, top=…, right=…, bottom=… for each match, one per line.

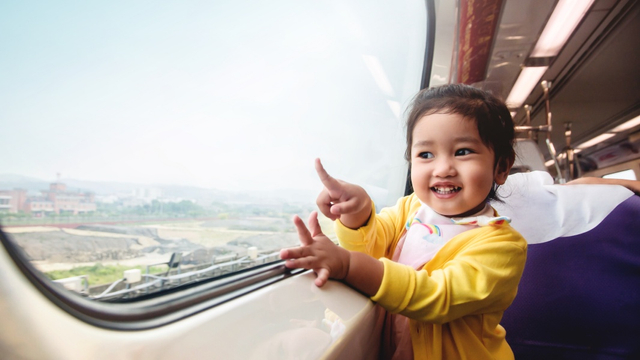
left=476, top=0, right=640, bottom=164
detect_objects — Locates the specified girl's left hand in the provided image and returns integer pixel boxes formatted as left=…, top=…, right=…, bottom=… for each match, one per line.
left=280, top=211, right=351, bottom=287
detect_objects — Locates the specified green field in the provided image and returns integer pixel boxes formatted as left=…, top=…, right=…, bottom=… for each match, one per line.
left=45, top=263, right=166, bottom=286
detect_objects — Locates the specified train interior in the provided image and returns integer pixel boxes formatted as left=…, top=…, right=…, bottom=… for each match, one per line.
left=1, top=0, right=639, bottom=359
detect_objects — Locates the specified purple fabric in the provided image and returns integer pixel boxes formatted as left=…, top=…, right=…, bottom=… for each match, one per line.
left=502, top=195, right=640, bottom=359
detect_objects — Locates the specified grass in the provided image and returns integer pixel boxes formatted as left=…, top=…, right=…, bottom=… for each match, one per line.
left=45, top=263, right=166, bottom=287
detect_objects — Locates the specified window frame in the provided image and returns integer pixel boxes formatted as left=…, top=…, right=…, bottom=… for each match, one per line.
left=0, top=227, right=306, bottom=330
left=0, top=0, right=436, bottom=330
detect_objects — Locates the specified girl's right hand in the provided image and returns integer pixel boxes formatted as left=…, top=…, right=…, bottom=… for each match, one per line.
left=315, top=158, right=372, bottom=229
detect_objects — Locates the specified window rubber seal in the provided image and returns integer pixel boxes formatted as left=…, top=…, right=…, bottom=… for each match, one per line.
left=405, top=0, right=436, bottom=197
left=0, top=226, right=305, bottom=330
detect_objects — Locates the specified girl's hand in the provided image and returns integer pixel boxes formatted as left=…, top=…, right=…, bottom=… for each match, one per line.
left=315, top=158, right=372, bottom=229
left=280, top=211, right=351, bottom=287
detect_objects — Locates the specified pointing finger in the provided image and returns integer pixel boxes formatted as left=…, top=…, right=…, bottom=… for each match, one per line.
left=293, top=215, right=313, bottom=246
left=280, top=247, right=305, bottom=260
left=331, top=197, right=360, bottom=215
left=315, top=158, right=342, bottom=193
left=316, top=190, right=337, bottom=221
left=307, top=211, right=324, bottom=237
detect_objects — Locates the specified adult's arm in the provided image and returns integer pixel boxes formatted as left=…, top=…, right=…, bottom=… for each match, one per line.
left=566, top=177, right=640, bottom=195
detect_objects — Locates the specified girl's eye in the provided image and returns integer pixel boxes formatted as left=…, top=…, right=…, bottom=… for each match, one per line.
left=455, top=148, right=473, bottom=156
left=418, top=152, right=434, bottom=159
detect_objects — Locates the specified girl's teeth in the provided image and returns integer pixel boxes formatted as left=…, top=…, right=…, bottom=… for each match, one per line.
left=432, top=186, right=460, bottom=194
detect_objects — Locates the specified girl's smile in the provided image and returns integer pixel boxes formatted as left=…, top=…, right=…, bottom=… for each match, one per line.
left=431, top=183, right=461, bottom=196
left=410, top=112, right=509, bottom=217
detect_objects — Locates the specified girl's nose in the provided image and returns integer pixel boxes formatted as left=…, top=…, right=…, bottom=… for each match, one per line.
left=433, top=157, right=457, bottom=177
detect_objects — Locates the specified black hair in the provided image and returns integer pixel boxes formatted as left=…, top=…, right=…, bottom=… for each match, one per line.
left=405, top=83, right=515, bottom=202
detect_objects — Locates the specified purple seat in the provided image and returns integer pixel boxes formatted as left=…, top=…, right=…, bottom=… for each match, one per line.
left=502, top=195, right=640, bottom=359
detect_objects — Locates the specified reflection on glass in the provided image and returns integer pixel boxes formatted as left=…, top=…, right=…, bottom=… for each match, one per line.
left=0, top=0, right=426, bottom=300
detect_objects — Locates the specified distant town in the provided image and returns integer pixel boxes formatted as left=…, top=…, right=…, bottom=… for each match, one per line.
left=0, top=175, right=323, bottom=296
left=1, top=182, right=97, bottom=216
left=0, top=174, right=317, bottom=225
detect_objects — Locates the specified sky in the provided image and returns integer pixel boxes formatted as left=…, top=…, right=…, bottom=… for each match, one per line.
left=0, top=0, right=426, bottom=206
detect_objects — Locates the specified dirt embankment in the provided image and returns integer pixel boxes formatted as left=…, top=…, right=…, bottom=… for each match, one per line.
left=4, top=218, right=300, bottom=272
left=4, top=225, right=203, bottom=264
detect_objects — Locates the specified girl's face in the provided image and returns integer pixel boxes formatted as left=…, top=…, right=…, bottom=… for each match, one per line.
left=410, top=112, right=509, bottom=217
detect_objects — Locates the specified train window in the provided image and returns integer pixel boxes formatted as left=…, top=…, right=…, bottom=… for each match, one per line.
left=0, top=0, right=427, bottom=320
left=603, top=169, right=637, bottom=181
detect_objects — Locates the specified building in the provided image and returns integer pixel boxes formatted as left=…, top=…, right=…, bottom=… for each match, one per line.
left=0, top=189, right=27, bottom=214
left=0, top=183, right=96, bottom=216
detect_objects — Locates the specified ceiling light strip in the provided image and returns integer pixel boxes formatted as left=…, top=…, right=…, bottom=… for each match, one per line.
left=505, top=66, right=548, bottom=108
left=576, top=133, right=615, bottom=149
left=530, top=0, right=596, bottom=57
left=611, top=115, right=640, bottom=133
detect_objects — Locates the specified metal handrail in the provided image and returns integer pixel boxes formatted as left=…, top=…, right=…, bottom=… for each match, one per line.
left=561, top=121, right=580, bottom=181
left=513, top=81, right=566, bottom=183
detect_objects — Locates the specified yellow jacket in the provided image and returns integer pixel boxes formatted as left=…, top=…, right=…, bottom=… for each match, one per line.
left=335, top=194, right=527, bottom=359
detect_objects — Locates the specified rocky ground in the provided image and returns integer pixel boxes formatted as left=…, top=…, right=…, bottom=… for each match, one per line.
left=3, top=217, right=302, bottom=273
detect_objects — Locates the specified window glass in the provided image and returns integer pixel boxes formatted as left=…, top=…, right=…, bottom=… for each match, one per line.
left=603, top=169, right=637, bottom=181
left=0, top=0, right=427, bottom=300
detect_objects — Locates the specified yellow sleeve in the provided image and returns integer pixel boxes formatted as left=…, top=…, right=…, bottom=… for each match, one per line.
left=334, top=194, right=420, bottom=259
left=371, top=226, right=527, bottom=324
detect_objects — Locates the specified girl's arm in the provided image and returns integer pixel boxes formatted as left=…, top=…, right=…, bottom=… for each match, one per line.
left=280, top=212, right=383, bottom=295
left=281, top=214, right=527, bottom=324
left=372, top=227, right=527, bottom=323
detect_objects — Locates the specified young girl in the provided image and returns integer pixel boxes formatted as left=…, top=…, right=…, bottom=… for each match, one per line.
left=280, top=84, right=527, bottom=359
